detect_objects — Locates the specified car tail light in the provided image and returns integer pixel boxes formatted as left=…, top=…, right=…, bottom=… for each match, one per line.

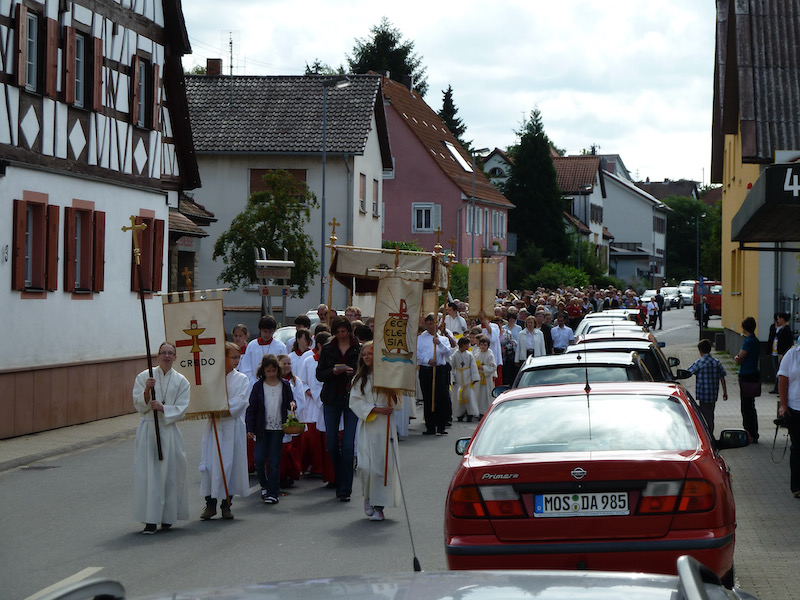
left=638, top=480, right=716, bottom=514
left=449, top=485, right=525, bottom=518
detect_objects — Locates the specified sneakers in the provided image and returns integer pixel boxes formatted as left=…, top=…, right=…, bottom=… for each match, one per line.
left=200, top=505, right=217, bottom=520
left=142, top=523, right=157, bottom=535
left=160, top=523, right=172, bottom=530
left=261, top=489, right=268, bottom=502
left=370, top=509, right=385, bottom=521
left=265, top=495, right=279, bottom=504
left=364, top=499, right=375, bottom=517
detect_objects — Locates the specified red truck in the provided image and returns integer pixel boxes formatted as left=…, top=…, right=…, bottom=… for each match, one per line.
left=693, top=280, right=722, bottom=317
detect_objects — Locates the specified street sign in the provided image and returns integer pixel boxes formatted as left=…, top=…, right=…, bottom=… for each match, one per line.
left=261, top=286, right=290, bottom=297
left=256, top=266, right=291, bottom=279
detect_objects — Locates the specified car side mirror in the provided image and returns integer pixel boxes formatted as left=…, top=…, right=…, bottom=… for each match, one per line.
left=658, top=342, right=666, bottom=348
left=668, top=356, right=680, bottom=367
left=492, top=385, right=510, bottom=398
left=675, top=369, right=692, bottom=380
left=455, top=437, right=471, bottom=455
left=716, top=429, right=750, bottom=450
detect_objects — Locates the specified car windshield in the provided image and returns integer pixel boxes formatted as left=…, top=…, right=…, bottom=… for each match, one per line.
left=472, top=394, right=698, bottom=455
left=517, top=365, right=644, bottom=387
left=679, top=286, right=693, bottom=293
left=710, top=285, right=722, bottom=294
left=661, top=287, right=677, bottom=294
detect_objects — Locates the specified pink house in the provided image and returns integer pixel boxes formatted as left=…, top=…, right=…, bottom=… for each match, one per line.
left=381, top=77, right=513, bottom=289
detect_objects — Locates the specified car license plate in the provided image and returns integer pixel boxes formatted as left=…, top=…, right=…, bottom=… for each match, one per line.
left=534, top=492, right=629, bottom=517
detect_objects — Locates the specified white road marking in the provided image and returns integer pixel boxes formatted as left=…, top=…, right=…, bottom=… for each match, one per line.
left=25, top=567, right=104, bottom=600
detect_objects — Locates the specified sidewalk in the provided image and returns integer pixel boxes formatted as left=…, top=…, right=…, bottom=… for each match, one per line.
left=0, top=343, right=797, bottom=598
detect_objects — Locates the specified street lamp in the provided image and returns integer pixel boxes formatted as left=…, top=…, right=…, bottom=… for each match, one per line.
left=470, top=147, right=490, bottom=261
left=319, top=75, right=351, bottom=304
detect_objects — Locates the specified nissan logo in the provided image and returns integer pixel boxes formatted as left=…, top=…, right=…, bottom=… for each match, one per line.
left=571, top=467, right=587, bottom=480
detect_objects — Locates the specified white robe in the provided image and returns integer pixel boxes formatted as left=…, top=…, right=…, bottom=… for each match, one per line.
left=198, top=369, right=251, bottom=500
left=132, top=367, right=190, bottom=525
left=298, top=351, right=324, bottom=431
left=451, top=349, right=479, bottom=418
left=472, top=348, right=497, bottom=415
left=282, top=375, right=306, bottom=443
left=349, top=375, right=402, bottom=509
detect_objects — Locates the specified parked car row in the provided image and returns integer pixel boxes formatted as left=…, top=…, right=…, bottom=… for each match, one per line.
left=445, top=322, right=752, bottom=595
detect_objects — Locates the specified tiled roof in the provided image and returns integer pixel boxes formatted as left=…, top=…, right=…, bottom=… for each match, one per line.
left=185, top=74, right=383, bottom=155
left=552, top=156, right=601, bottom=194
left=563, top=212, right=591, bottom=234
left=635, top=179, right=699, bottom=200
left=712, top=0, right=800, bottom=180
left=381, top=77, right=512, bottom=208
left=169, top=210, right=208, bottom=237
left=179, top=196, right=216, bottom=222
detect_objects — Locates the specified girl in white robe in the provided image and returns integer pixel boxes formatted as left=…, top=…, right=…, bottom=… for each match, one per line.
left=349, top=342, right=402, bottom=521
left=132, top=342, right=190, bottom=533
left=199, top=342, right=251, bottom=520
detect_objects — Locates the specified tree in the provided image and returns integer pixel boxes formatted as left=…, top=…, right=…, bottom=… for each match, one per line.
left=304, top=59, right=345, bottom=75
left=662, top=195, right=720, bottom=282
left=213, top=170, right=319, bottom=296
left=503, top=108, right=569, bottom=288
left=347, top=17, right=428, bottom=96
left=438, top=85, right=469, bottom=149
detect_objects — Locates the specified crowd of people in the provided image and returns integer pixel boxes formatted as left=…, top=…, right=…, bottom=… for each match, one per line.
left=130, top=284, right=800, bottom=533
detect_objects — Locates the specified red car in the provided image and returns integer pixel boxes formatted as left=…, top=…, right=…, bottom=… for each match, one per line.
left=444, top=382, right=749, bottom=586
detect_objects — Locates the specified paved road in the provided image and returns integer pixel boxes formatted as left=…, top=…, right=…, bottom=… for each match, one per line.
left=0, top=307, right=797, bottom=599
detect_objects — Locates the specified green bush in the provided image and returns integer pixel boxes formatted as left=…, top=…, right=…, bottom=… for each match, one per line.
left=525, top=262, right=589, bottom=290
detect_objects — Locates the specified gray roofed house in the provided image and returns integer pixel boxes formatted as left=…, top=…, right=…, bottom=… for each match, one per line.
left=185, top=68, right=393, bottom=329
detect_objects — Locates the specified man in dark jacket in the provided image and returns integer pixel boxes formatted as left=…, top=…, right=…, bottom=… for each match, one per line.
left=769, top=312, right=794, bottom=393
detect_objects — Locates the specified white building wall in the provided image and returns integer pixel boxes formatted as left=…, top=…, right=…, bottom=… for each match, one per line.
left=0, top=167, right=171, bottom=370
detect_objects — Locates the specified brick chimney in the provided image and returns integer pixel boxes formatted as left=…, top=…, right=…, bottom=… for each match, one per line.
left=206, top=58, right=223, bottom=75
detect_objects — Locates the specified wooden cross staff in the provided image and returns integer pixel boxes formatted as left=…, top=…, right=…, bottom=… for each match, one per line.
left=181, top=267, right=193, bottom=292
left=326, top=217, right=340, bottom=327
left=122, top=216, right=163, bottom=461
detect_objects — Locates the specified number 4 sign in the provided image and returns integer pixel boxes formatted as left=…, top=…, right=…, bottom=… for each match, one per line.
left=784, top=168, right=800, bottom=197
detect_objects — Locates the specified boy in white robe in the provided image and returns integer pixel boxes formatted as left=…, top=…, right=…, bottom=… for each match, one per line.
left=132, top=342, right=190, bottom=534
left=199, top=342, right=250, bottom=520
left=472, top=334, right=497, bottom=417
left=451, top=337, right=480, bottom=422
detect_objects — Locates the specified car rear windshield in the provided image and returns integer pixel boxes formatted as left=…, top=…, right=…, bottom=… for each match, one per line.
left=517, top=366, right=645, bottom=387
left=472, top=394, right=698, bottom=455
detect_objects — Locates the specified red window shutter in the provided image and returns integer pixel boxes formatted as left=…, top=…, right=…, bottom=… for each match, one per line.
left=64, top=206, right=76, bottom=292
left=151, top=63, right=160, bottom=130
left=92, top=37, right=103, bottom=111
left=130, top=55, right=141, bottom=124
left=46, top=204, right=59, bottom=291
left=93, top=211, right=105, bottom=292
left=44, top=18, right=58, bottom=98
left=14, top=4, right=27, bottom=88
left=152, top=218, right=165, bottom=292
left=64, top=26, right=76, bottom=105
left=11, top=199, right=26, bottom=290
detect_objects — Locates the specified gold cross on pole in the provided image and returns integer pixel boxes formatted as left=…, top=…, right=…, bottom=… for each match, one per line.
left=181, top=267, right=193, bottom=292
left=121, top=216, right=147, bottom=266
left=434, top=227, right=443, bottom=254
left=328, top=217, right=340, bottom=244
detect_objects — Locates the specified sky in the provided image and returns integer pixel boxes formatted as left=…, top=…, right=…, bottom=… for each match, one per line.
left=181, top=1, right=717, bottom=185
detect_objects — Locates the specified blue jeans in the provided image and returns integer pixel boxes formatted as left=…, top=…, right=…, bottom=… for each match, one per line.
left=323, top=398, right=358, bottom=498
left=254, top=429, right=283, bottom=497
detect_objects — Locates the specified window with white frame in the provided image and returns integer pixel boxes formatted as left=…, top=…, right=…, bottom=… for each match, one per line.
left=25, top=12, right=39, bottom=92
left=372, top=179, right=379, bottom=216
left=359, top=173, right=366, bottom=212
left=412, top=203, right=440, bottom=233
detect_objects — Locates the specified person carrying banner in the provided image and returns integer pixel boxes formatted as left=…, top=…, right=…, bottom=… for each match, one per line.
left=349, top=342, right=402, bottom=521
left=132, top=342, right=191, bottom=534
left=199, top=342, right=250, bottom=520
left=417, top=313, right=452, bottom=435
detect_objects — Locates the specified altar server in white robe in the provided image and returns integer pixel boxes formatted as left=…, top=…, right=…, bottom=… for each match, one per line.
left=349, top=342, right=402, bottom=521
left=199, top=342, right=250, bottom=520
left=132, top=342, right=191, bottom=534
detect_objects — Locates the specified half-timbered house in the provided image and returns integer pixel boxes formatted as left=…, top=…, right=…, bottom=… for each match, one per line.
left=0, top=0, right=199, bottom=438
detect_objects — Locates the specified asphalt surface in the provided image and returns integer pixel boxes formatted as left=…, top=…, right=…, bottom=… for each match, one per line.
left=1, top=341, right=798, bottom=599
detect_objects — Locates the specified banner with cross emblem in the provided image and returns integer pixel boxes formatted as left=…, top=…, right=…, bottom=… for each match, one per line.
left=162, top=290, right=228, bottom=418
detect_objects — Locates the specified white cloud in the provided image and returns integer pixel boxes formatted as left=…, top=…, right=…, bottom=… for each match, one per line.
left=182, top=0, right=717, bottom=183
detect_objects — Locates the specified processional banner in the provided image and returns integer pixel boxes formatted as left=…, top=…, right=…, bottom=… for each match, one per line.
left=162, top=290, right=228, bottom=419
left=468, top=259, right=499, bottom=318
left=372, top=272, right=425, bottom=395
